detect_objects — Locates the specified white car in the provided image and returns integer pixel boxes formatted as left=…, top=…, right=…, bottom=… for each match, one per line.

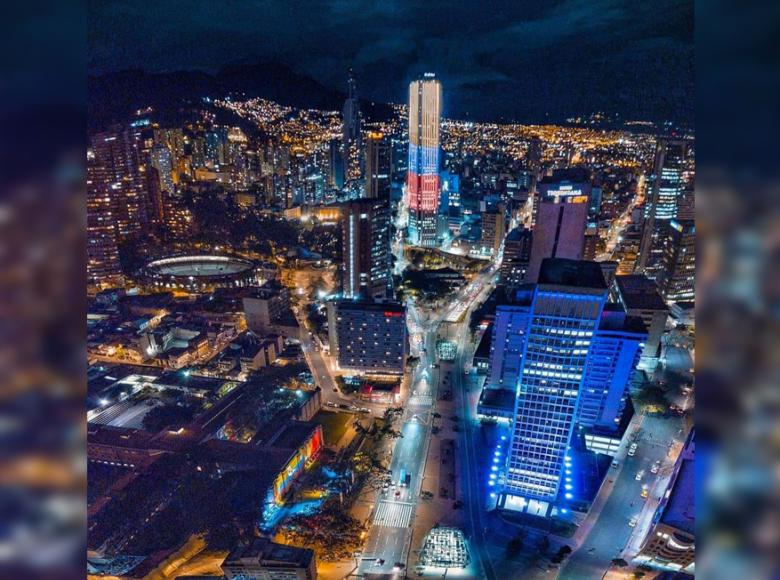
left=650, top=463, right=660, bottom=474
left=635, top=470, right=644, bottom=481
left=629, top=516, right=638, bottom=528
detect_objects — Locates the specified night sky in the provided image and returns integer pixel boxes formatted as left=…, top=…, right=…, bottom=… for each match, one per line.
left=88, top=0, right=693, bottom=123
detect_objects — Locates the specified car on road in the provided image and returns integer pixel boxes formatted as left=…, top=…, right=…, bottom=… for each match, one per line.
left=374, top=559, right=385, bottom=567
left=629, top=516, right=638, bottom=527
left=650, top=462, right=660, bottom=474
left=640, top=485, right=649, bottom=499
left=636, top=470, right=645, bottom=481
left=628, top=443, right=638, bottom=457
left=393, top=562, right=405, bottom=571
left=611, top=460, right=619, bottom=469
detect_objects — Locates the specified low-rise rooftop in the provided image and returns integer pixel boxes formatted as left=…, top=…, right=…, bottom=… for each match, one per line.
left=225, top=537, right=314, bottom=570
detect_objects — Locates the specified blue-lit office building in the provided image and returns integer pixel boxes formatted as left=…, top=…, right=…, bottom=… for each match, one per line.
left=578, top=306, right=645, bottom=432
left=493, top=259, right=646, bottom=517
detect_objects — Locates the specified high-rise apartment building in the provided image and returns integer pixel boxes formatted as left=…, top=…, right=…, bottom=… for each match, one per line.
left=638, top=140, right=688, bottom=275
left=328, top=139, right=345, bottom=190
left=526, top=190, right=588, bottom=282
left=326, top=300, right=407, bottom=375
left=500, top=227, right=533, bottom=287
left=407, top=74, right=442, bottom=247
left=150, top=144, right=175, bottom=195
left=153, top=127, right=186, bottom=183
left=481, top=206, right=506, bottom=254
left=364, top=132, right=391, bottom=200
left=502, top=260, right=608, bottom=514
left=341, top=198, right=392, bottom=300
left=86, top=148, right=124, bottom=288
left=526, top=137, right=542, bottom=172
left=89, top=127, right=149, bottom=240
left=583, top=224, right=601, bottom=261
left=658, top=219, right=695, bottom=303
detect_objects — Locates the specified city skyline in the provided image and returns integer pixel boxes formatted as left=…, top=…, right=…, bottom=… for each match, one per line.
left=88, top=0, right=693, bottom=125
left=86, top=5, right=695, bottom=578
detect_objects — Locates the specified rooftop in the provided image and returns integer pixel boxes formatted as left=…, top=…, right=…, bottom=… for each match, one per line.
left=505, top=226, right=532, bottom=242
left=333, top=299, right=405, bottom=313
left=249, top=418, right=320, bottom=451
left=225, top=537, right=314, bottom=569
left=478, top=388, right=516, bottom=412
left=614, top=275, right=668, bottom=311
left=538, top=258, right=607, bottom=290
left=120, top=292, right=174, bottom=310
left=660, top=431, right=695, bottom=535
left=474, top=325, right=493, bottom=359
left=599, top=305, right=648, bottom=336
left=243, top=280, right=288, bottom=300
left=155, top=370, right=231, bottom=393
left=661, top=453, right=695, bottom=535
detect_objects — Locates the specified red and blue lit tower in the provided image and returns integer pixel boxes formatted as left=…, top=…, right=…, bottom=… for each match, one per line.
left=407, top=74, right=442, bottom=247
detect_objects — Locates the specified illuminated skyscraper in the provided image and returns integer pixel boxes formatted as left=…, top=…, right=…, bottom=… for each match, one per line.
left=328, top=139, right=345, bottom=190
left=526, top=188, right=589, bottom=282
left=657, top=219, right=695, bottom=302
left=501, top=260, right=607, bottom=514
left=341, top=198, right=392, bottom=300
left=407, top=74, right=442, bottom=247
left=342, top=69, right=361, bottom=177
left=364, top=132, right=391, bottom=200
left=638, top=140, right=688, bottom=275
left=495, top=260, right=646, bottom=516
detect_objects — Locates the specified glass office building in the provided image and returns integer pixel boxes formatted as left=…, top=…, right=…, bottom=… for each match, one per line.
left=503, top=260, right=608, bottom=515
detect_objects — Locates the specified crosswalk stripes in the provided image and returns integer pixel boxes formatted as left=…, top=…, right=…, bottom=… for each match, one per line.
left=373, top=500, right=414, bottom=528
left=410, top=394, right=433, bottom=406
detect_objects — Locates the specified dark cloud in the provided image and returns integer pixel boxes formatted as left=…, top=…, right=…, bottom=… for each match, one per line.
left=88, top=0, right=693, bottom=122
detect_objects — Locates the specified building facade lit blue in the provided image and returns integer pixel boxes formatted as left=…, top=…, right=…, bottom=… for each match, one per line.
left=493, top=259, right=646, bottom=517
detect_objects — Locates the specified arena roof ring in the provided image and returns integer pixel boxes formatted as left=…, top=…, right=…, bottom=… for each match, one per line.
left=143, top=255, right=258, bottom=292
